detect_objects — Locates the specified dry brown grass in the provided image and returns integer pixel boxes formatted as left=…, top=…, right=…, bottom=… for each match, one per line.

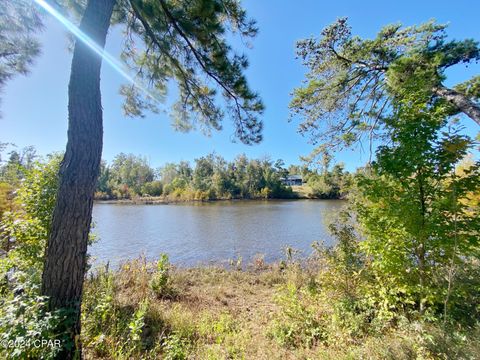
left=291, top=185, right=313, bottom=199
left=83, top=258, right=480, bottom=360
left=84, top=257, right=320, bottom=359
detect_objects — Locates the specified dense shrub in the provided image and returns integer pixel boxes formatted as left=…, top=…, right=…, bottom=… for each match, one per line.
left=150, top=254, right=176, bottom=298
left=0, top=279, right=72, bottom=360
left=141, top=181, right=163, bottom=197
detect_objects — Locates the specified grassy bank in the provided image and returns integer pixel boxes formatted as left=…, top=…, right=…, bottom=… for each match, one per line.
left=82, top=257, right=480, bottom=360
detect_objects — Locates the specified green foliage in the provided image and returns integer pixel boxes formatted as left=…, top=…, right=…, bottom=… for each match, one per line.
left=306, top=163, right=351, bottom=199
left=315, top=213, right=364, bottom=299
left=128, top=300, right=149, bottom=350
left=353, top=106, right=480, bottom=320
left=0, top=154, right=61, bottom=270
left=96, top=152, right=300, bottom=200
left=0, top=152, right=127, bottom=359
left=132, top=0, right=264, bottom=143
left=82, top=269, right=150, bottom=359
left=162, top=333, right=191, bottom=360
left=0, top=182, right=13, bottom=226
left=0, top=145, right=37, bottom=186
left=269, top=210, right=480, bottom=358
left=59, top=0, right=264, bottom=143
left=150, top=253, right=176, bottom=298
left=0, top=154, right=82, bottom=358
left=289, top=20, right=480, bottom=348
left=269, top=283, right=325, bottom=348
left=0, top=279, right=72, bottom=360
left=0, top=1, right=42, bottom=114
left=140, top=180, right=163, bottom=197
left=206, top=313, right=237, bottom=345
left=56, top=0, right=266, bottom=142
left=290, top=18, right=480, bottom=150
left=197, top=312, right=246, bottom=358
left=270, top=215, right=371, bottom=350
left=109, top=153, right=155, bottom=197
left=81, top=271, right=117, bottom=355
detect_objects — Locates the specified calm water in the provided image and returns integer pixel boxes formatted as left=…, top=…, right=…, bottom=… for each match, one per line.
left=89, top=200, right=344, bottom=267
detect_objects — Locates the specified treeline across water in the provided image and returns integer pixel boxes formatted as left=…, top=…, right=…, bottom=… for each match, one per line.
left=0, top=147, right=354, bottom=234
left=94, top=152, right=353, bottom=200
left=0, top=146, right=352, bottom=203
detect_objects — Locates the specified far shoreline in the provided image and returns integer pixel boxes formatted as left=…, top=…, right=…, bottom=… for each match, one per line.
left=93, top=196, right=347, bottom=205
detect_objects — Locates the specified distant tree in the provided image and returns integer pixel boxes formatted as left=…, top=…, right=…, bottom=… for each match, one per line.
left=109, top=153, right=154, bottom=195
left=211, top=155, right=230, bottom=197
left=0, top=0, right=42, bottom=114
left=41, top=1, right=264, bottom=354
left=177, top=161, right=193, bottom=181
left=158, top=163, right=180, bottom=184
left=140, top=180, right=163, bottom=196
left=291, top=19, right=480, bottom=151
left=96, top=160, right=111, bottom=195
left=287, top=164, right=309, bottom=178
left=274, top=159, right=289, bottom=180
left=193, top=154, right=215, bottom=193
left=0, top=145, right=37, bottom=185
left=233, top=154, right=249, bottom=196
left=0, top=142, right=7, bottom=162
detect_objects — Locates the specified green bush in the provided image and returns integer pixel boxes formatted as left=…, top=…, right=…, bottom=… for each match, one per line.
left=150, top=254, right=176, bottom=298
left=0, top=278, right=73, bottom=360
left=0, top=155, right=60, bottom=273
left=140, top=181, right=163, bottom=197
left=162, top=333, right=191, bottom=360
left=269, top=283, right=326, bottom=348
left=0, top=182, right=14, bottom=226
left=82, top=269, right=149, bottom=358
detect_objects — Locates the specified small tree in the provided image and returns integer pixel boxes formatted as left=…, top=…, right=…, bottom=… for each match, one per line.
left=353, top=101, right=480, bottom=319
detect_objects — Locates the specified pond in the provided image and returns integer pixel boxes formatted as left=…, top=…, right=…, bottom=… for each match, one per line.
left=89, top=200, right=345, bottom=268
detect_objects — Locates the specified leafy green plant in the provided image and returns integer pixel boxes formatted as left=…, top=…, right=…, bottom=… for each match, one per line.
left=353, top=111, right=480, bottom=321
left=82, top=269, right=150, bottom=359
left=197, top=311, right=249, bottom=359
left=81, top=270, right=116, bottom=355
left=0, top=155, right=61, bottom=271
left=269, top=283, right=326, bottom=348
left=0, top=279, right=72, bottom=360
left=162, top=333, right=191, bottom=360
left=150, top=254, right=176, bottom=298
left=129, top=299, right=148, bottom=342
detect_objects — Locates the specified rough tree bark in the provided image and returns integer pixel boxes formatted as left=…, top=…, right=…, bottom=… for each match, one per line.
left=41, top=0, right=116, bottom=357
left=433, top=85, right=480, bottom=126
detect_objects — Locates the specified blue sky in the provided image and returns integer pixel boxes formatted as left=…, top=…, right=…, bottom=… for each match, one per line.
left=2, top=0, right=479, bottom=171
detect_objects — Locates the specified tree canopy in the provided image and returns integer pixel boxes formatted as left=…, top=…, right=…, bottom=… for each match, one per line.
left=56, top=0, right=265, bottom=143
left=290, top=18, right=480, bottom=152
left=0, top=0, right=43, bottom=113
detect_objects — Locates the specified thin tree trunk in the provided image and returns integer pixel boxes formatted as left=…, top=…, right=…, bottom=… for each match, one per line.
left=417, top=168, right=427, bottom=314
left=41, top=0, right=116, bottom=358
left=433, top=84, right=480, bottom=126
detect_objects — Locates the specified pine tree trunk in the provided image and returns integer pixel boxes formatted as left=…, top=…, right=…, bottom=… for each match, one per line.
left=41, top=0, right=116, bottom=357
